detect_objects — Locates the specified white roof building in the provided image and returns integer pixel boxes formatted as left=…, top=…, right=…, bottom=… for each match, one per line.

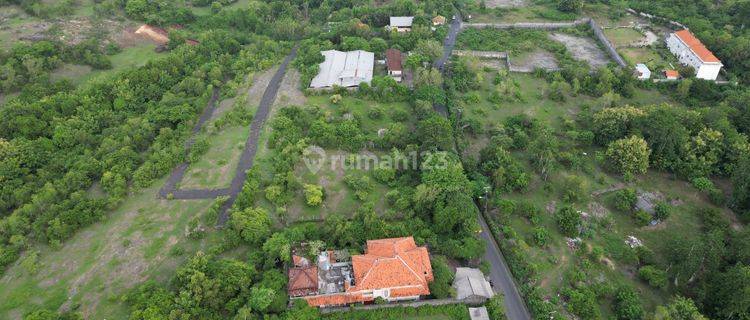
left=453, top=268, right=495, bottom=301
left=635, top=63, right=651, bottom=80
left=309, top=50, right=374, bottom=88
left=390, top=16, right=414, bottom=28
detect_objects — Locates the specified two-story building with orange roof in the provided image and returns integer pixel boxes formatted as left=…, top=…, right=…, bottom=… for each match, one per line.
left=666, top=29, right=722, bottom=81
left=292, top=236, right=434, bottom=308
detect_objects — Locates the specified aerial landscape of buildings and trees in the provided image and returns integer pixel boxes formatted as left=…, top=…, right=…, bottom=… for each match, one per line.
left=1, top=0, right=750, bottom=319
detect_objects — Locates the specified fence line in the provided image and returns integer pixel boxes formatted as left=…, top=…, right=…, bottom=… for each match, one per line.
left=319, top=297, right=486, bottom=314
left=588, top=19, right=628, bottom=67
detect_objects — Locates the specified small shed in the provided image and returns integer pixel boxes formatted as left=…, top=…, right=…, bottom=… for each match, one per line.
left=468, top=307, right=490, bottom=320
left=385, top=48, right=403, bottom=82
left=664, top=70, right=679, bottom=80
left=635, top=63, right=651, bottom=80
left=389, top=16, right=414, bottom=32
left=453, top=268, right=495, bottom=301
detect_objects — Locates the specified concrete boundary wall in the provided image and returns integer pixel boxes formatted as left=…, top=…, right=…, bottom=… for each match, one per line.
left=318, top=297, right=486, bottom=314
left=588, top=19, right=628, bottom=67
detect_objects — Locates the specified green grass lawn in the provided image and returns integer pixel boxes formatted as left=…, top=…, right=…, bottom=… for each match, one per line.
left=0, top=180, right=229, bottom=319
left=182, top=125, right=251, bottom=189
left=53, top=43, right=162, bottom=86
left=604, top=28, right=644, bottom=47
left=190, top=0, right=251, bottom=15
left=469, top=5, right=577, bottom=23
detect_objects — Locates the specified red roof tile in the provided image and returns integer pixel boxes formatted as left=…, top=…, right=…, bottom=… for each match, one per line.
left=664, top=70, right=679, bottom=78
left=351, top=237, right=433, bottom=293
left=385, top=49, right=403, bottom=72
left=674, top=29, right=721, bottom=63
left=288, top=266, right=318, bottom=297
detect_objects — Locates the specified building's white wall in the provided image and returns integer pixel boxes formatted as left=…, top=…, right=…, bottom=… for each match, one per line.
left=667, top=33, right=701, bottom=70
left=696, top=64, right=722, bottom=80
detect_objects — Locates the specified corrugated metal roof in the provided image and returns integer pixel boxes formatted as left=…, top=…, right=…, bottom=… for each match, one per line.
left=453, top=268, right=494, bottom=300
left=310, top=50, right=374, bottom=88
left=390, top=16, right=414, bottom=27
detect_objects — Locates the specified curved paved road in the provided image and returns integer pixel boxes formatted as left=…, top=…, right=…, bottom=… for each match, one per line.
left=216, top=46, right=298, bottom=226
left=435, top=13, right=531, bottom=320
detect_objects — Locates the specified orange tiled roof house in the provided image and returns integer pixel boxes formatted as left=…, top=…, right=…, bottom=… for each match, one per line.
left=287, top=237, right=434, bottom=308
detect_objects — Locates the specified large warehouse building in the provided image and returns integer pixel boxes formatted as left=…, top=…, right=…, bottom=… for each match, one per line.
left=310, top=50, right=374, bottom=89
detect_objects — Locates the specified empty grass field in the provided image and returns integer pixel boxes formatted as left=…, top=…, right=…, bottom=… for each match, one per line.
left=52, top=43, right=162, bottom=86
left=604, top=28, right=645, bottom=47
left=0, top=180, right=230, bottom=319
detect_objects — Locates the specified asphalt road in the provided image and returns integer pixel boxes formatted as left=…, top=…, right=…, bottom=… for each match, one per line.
left=478, top=207, right=532, bottom=320
left=434, top=13, right=531, bottom=320
left=432, top=13, right=462, bottom=116
left=216, top=46, right=298, bottom=226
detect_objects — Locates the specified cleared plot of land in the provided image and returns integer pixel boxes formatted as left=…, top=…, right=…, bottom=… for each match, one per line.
left=469, top=5, right=577, bottom=23
left=510, top=50, right=559, bottom=72
left=0, top=180, right=227, bottom=320
left=549, top=32, right=610, bottom=68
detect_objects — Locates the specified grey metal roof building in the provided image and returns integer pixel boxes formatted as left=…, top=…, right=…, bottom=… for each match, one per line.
left=390, top=16, right=414, bottom=28
left=309, top=50, right=374, bottom=88
left=453, top=267, right=495, bottom=301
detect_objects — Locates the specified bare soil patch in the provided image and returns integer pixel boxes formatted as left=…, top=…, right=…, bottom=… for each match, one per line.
left=510, top=50, right=559, bottom=72
left=549, top=33, right=610, bottom=69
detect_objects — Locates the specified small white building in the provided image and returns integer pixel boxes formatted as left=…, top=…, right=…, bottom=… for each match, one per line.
left=309, top=50, right=374, bottom=89
left=635, top=63, right=651, bottom=80
left=666, top=29, right=722, bottom=80
left=389, top=16, right=414, bottom=32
